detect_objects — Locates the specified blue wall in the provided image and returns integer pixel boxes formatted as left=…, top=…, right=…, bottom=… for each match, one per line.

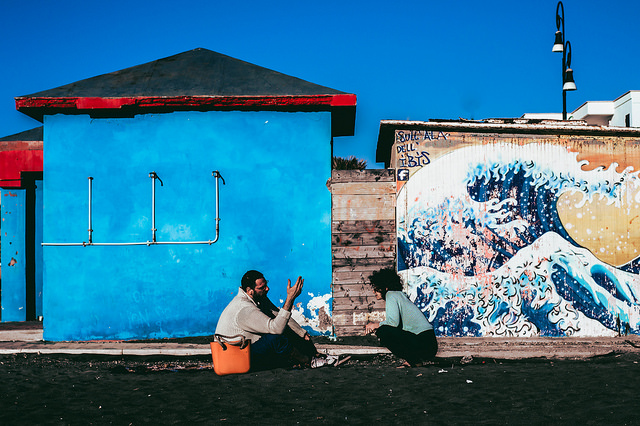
left=35, top=181, right=43, bottom=319
left=1, top=183, right=43, bottom=322
left=42, top=111, right=332, bottom=341
left=1, top=189, right=26, bottom=321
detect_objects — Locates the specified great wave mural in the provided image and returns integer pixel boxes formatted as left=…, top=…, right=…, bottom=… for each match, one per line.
left=395, top=130, right=640, bottom=337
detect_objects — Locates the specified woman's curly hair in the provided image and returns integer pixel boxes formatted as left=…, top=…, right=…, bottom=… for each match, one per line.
left=368, top=267, right=403, bottom=298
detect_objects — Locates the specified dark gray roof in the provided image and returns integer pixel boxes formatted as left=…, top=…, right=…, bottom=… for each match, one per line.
left=16, top=49, right=356, bottom=136
left=0, top=126, right=43, bottom=142
left=22, top=48, right=347, bottom=98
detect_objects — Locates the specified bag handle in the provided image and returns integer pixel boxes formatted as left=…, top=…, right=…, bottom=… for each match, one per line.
left=214, top=334, right=249, bottom=350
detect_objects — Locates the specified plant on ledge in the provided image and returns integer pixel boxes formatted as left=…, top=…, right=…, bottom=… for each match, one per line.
left=332, top=156, right=367, bottom=170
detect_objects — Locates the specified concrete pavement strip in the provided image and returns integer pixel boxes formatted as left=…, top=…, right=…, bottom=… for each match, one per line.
left=1, top=323, right=639, bottom=359
left=0, top=335, right=639, bottom=359
left=0, top=344, right=213, bottom=356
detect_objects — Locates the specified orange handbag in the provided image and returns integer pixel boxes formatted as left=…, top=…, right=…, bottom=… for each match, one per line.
left=210, top=334, right=251, bottom=375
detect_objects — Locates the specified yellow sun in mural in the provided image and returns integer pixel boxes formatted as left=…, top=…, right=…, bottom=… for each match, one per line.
left=557, top=181, right=640, bottom=266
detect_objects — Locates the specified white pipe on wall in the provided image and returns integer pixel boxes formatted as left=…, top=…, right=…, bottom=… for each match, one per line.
left=43, top=171, right=225, bottom=247
left=149, top=171, right=164, bottom=243
left=88, top=177, right=93, bottom=244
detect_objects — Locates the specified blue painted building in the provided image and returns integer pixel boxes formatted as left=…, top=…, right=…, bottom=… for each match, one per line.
left=15, top=48, right=356, bottom=340
left=0, top=127, right=43, bottom=322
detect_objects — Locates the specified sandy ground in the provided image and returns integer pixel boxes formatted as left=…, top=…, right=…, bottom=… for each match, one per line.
left=1, top=350, right=639, bottom=425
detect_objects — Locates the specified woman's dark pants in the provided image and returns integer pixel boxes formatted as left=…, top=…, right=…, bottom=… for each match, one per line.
left=376, top=325, right=438, bottom=365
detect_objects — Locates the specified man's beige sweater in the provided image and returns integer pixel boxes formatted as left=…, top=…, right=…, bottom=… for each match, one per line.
left=214, top=288, right=306, bottom=343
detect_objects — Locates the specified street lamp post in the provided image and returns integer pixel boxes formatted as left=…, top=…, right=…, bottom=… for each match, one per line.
left=553, top=1, right=577, bottom=120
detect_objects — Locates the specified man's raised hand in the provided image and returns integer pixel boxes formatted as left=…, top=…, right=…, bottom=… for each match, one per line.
left=283, top=276, right=304, bottom=311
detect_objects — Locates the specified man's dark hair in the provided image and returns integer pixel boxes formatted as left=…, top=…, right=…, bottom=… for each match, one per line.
left=368, top=267, right=403, bottom=298
left=241, top=270, right=264, bottom=291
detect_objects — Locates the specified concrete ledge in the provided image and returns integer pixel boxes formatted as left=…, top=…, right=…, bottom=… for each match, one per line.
left=317, top=345, right=390, bottom=356
left=0, top=343, right=213, bottom=356
left=0, top=333, right=638, bottom=359
left=320, top=336, right=640, bottom=359
left=0, top=330, right=44, bottom=342
left=436, top=336, right=640, bottom=359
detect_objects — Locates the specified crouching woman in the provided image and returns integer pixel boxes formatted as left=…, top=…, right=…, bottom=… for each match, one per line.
left=365, top=267, right=438, bottom=367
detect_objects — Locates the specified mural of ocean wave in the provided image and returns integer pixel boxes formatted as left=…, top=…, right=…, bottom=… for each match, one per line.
left=401, top=233, right=640, bottom=337
left=396, top=142, right=640, bottom=336
left=397, top=143, right=640, bottom=276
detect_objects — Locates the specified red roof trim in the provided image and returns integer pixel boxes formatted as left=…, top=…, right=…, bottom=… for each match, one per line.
left=16, top=94, right=357, bottom=112
left=0, top=141, right=42, bottom=152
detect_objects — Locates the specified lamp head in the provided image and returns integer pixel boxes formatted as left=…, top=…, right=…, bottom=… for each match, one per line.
left=563, top=68, right=576, bottom=91
left=552, top=31, right=564, bottom=52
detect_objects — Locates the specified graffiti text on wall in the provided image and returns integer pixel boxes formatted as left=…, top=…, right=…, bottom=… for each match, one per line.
left=395, top=130, right=447, bottom=170
left=395, top=130, right=448, bottom=143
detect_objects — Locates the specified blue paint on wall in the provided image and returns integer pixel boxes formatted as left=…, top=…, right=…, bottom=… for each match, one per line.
left=42, top=111, right=332, bottom=340
left=1, top=189, right=26, bottom=321
left=35, top=181, right=43, bottom=318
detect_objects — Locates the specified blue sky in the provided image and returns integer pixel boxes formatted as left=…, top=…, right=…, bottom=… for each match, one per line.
left=2, top=0, right=639, bottom=167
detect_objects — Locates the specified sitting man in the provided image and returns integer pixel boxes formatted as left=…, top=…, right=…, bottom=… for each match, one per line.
left=215, top=270, right=335, bottom=370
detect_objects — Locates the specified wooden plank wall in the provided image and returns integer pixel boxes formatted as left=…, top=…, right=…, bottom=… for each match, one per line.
left=330, top=169, right=396, bottom=336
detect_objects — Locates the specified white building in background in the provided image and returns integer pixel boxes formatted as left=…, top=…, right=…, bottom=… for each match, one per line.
left=523, top=90, right=640, bottom=127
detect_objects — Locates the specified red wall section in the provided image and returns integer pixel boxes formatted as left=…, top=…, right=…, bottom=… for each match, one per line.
left=0, top=150, right=43, bottom=188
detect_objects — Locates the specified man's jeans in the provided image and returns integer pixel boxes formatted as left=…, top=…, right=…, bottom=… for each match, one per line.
left=251, top=329, right=317, bottom=370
